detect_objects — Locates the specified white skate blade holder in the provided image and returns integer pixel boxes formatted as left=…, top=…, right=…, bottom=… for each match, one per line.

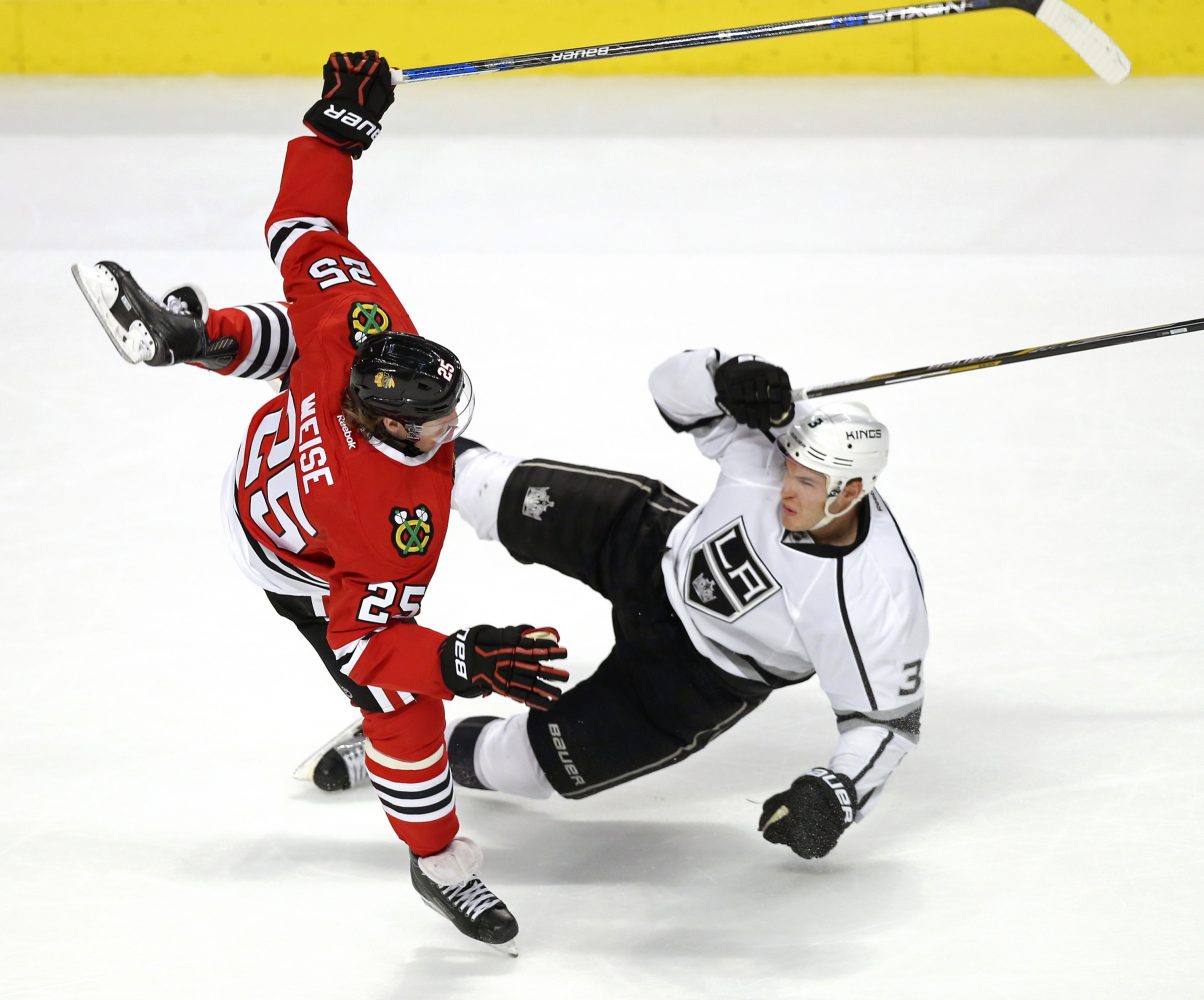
left=292, top=719, right=363, bottom=782
left=71, top=263, right=155, bottom=364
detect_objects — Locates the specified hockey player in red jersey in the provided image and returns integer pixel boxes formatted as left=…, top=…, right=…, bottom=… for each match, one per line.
left=72, top=50, right=568, bottom=954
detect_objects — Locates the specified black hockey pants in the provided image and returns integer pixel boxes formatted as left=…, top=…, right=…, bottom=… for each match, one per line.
left=264, top=590, right=387, bottom=713
left=497, top=458, right=771, bottom=799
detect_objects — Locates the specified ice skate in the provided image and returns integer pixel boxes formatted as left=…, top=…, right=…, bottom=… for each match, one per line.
left=292, top=720, right=369, bottom=791
left=72, top=260, right=233, bottom=367
left=410, top=838, right=518, bottom=956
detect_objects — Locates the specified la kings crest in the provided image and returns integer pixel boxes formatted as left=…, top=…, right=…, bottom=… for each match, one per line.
left=684, top=517, right=781, bottom=622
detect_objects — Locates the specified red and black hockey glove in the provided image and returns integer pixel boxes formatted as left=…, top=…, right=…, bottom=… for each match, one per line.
left=440, top=625, right=569, bottom=711
left=303, top=50, right=395, bottom=159
left=714, top=355, right=795, bottom=432
left=758, top=767, right=857, bottom=859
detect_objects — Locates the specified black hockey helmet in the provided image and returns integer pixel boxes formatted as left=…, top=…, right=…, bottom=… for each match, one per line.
left=349, top=333, right=468, bottom=422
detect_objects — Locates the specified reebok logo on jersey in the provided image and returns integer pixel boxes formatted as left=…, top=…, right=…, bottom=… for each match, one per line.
left=684, top=517, right=781, bottom=623
left=336, top=413, right=357, bottom=450
left=347, top=302, right=391, bottom=348
left=391, top=505, right=433, bottom=557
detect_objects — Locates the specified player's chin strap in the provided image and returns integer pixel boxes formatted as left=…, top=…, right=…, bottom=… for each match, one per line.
left=810, top=478, right=864, bottom=532
left=370, top=432, right=442, bottom=467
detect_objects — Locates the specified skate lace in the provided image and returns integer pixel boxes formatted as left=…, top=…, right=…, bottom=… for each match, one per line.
left=337, top=738, right=368, bottom=787
left=440, top=877, right=500, bottom=921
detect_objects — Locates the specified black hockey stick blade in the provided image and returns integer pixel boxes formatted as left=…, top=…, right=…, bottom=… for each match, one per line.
left=795, top=317, right=1204, bottom=400
left=391, top=0, right=1131, bottom=85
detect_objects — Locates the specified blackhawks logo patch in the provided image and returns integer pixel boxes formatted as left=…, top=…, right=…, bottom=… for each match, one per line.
left=348, top=302, right=392, bottom=348
left=391, top=505, right=433, bottom=557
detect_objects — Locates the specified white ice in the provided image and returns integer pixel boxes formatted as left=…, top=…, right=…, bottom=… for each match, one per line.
left=1, top=75, right=1203, bottom=999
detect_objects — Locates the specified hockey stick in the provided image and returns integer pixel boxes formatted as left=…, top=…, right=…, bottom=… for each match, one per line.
left=794, top=317, right=1204, bottom=399
left=391, top=0, right=1130, bottom=86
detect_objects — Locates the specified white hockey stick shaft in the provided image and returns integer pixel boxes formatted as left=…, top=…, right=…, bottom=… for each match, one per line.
left=390, top=0, right=1130, bottom=85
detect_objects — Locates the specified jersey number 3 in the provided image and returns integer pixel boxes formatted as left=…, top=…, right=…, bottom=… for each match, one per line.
left=899, top=659, right=923, bottom=696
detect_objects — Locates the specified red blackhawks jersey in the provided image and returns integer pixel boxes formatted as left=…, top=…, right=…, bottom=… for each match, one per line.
left=220, top=137, right=452, bottom=709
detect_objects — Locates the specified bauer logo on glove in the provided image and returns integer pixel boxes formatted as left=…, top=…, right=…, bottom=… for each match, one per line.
left=320, top=104, right=382, bottom=141
left=303, top=50, right=396, bottom=159
left=758, top=767, right=857, bottom=859
left=439, top=624, right=570, bottom=711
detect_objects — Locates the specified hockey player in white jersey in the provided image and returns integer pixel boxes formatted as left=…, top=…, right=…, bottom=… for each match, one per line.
left=445, top=349, right=928, bottom=860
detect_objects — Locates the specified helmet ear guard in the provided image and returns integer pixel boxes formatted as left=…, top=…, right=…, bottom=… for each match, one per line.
left=777, top=401, right=889, bottom=530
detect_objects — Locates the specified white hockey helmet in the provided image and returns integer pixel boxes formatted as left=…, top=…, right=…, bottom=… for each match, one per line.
left=777, top=401, right=889, bottom=528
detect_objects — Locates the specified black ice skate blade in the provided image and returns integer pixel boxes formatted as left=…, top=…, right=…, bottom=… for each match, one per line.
left=419, top=898, right=519, bottom=957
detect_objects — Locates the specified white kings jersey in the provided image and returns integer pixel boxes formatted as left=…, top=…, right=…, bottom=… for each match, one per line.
left=651, top=349, right=928, bottom=815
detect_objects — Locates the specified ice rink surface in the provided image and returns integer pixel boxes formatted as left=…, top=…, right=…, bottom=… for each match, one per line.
left=2, top=74, right=1203, bottom=999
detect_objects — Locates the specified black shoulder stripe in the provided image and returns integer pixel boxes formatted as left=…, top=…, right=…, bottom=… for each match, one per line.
left=261, top=300, right=291, bottom=332
left=268, top=220, right=313, bottom=263
left=836, top=557, right=878, bottom=711
left=878, top=495, right=924, bottom=599
left=256, top=302, right=294, bottom=379
left=241, top=304, right=276, bottom=379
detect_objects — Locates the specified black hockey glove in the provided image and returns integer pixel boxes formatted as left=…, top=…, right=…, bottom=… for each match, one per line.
left=303, top=50, right=395, bottom=159
left=440, top=625, right=569, bottom=711
left=713, top=355, right=795, bottom=432
left=758, top=768, right=857, bottom=859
